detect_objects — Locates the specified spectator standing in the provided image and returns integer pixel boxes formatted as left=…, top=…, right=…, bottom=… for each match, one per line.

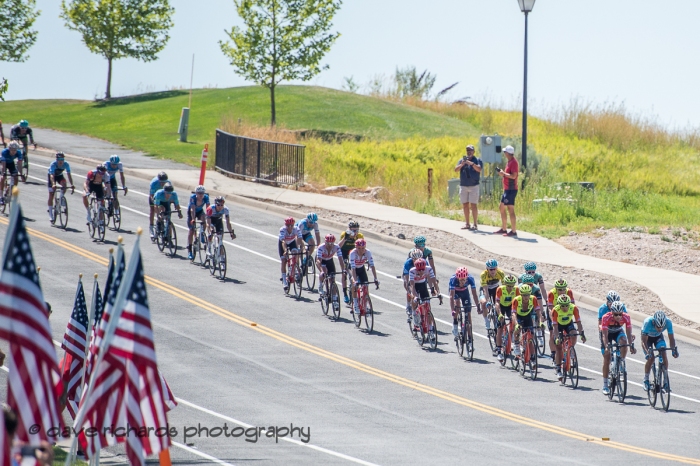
left=495, top=145, right=519, bottom=237
left=454, top=144, right=483, bottom=230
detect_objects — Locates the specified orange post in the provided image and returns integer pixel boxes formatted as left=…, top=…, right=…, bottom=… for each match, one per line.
left=159, top=448, right=172, bottom=466
left=199, top=143, right=209, bottom=185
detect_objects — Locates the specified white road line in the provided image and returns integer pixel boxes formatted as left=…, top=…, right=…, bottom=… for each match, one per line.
left=171, top=442, right=236, bottom=466
left=176, top=398, right=381, bottom=466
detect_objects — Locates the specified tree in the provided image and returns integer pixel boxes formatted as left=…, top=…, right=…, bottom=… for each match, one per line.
left=0, top=78, right=8, bottom=101
left=61, top=0, right=174, bottom=99
left=220, top=0, right=342, bottom=126
left=0, top=0, right=40, bottom=62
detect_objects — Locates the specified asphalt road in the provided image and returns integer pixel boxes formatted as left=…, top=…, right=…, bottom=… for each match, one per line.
left=1, top=152, right=699, bottom=465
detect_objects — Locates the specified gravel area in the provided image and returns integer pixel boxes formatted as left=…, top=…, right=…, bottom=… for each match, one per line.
left=264, top=200, right=700, bottom=332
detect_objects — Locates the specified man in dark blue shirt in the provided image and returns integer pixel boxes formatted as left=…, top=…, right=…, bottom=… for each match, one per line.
left=454, top=144, right=483, bottom=230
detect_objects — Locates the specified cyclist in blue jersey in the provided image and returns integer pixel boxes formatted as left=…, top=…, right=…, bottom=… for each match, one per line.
left=0, top=141, right=23, bottom=204
left=402, top=248, right=423, bottom=321
left=296, top=213, right=321, bottom=268
left=597, top=290, right=626, bottom=355
left=641, top=311, right=678, bottom=391
left=47, top=152, right=75, bottom=221
left=449, top=267, right=480, bottom=339
left=206, top=197, right=235, bottom=257
left=149, top=172, right=169, bottom=238
left=104, top=155, right=127, bottom=213
left=187, top=185, right=210, bottom=260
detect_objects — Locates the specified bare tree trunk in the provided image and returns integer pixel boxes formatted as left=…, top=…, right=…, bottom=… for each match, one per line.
left=270, top=84, right=276, bottom=127
left=105, top=57, right=113, bottom=100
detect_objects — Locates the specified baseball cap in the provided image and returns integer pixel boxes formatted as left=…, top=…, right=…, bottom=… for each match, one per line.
left=503, top=145, right=515, bottom=154
left=466, top=145, right=475, bottom=151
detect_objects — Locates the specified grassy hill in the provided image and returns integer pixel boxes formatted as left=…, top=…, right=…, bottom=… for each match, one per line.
left=0, top=86, right=477, bottom=165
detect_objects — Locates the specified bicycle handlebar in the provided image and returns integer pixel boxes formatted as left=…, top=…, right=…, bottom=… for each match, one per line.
left=355, top=281, right=380, bottom=290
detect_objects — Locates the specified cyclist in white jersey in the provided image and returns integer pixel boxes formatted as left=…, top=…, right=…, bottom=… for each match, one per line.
left=409, top=258, right=440, bottom=330
left=278, top=217, right=303, bottom=292
left=315, top=234, right=343, bottom=301
left=348, top=239, right=378, bottom=315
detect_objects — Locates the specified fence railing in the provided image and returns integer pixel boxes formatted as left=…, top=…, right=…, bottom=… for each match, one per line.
left=215, top=130, right=305, bottom=186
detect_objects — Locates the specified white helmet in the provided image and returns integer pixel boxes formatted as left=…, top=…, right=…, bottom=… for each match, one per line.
left=8, top=141, right=19, bottom=150
left=195, top=185, right=206, bottom=194
left=652, top=310, right=667, bottom=328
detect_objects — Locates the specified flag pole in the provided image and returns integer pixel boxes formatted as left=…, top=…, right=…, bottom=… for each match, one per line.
left=81, top=273, right=97, bottom=392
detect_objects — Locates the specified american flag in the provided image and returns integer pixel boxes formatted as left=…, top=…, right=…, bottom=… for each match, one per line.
left=0, top=203, right=63, bottom=447
left=78, top=239, right=172, bottom=465
left=61, top=279, right=90, bottom=419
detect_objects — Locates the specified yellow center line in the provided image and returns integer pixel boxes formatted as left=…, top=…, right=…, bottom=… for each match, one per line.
left=5, top=217, right=699, bottom=464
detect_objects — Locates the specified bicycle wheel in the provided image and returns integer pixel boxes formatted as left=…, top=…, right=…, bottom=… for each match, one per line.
left=659, top=365, right=671, bottom=412
left=456, top=311, right=464, bottom=357
left=647, top=364, right=658, bottom=407
left=527, top=339, right=538, bottom=380
left=536, top=326, right=546, bottom=357
left=96, top=209, right=106, bottom=241
left=320, top=280, right=330, bottom=316
left=363, top=295, right=374, bottom=333
left=112, top=205, right=121, bottom=231
left=465, top=320, right=474, bottom=361
left=616, top=366, right=626, bottom=403
left=217, top=245, right=227, bottom=279
left=568, top=346, right=579, bottom=388
left=167, top=223, right=177, bottom=256
left=198, top=237, right=209, bottom=266
left=499, top=330, right=508, bottom=367
left=305, top=257, right=316, bottom=291
left=488, top=313, right=498, bottom=354
left=104, top=201, right=111, bottom=228
left=156, top=223, right=165, bottom=251
left=330, top=281, right=340, bottom=320
left=518, top=342, right=526, bottom=377
left=607, top=363, right=616, bottom=401
left=58, top=196, right=68, bottom=228
left=191, top=236, right=199, bottom=263
left=427, top=311, right=438, bottom=350
left=20, top=154, right=28, bottom=183
left=209, top=241, right=218, bottom=275
left=0, top=191, right=6, bottom=214
left=292, top=263, right=303, bottom=298
left=353, top=301, right=362, bottom=328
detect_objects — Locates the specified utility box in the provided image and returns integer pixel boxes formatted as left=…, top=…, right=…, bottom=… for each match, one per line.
left=448, top=178, right=460, bottom=201
left=178, top=107, right=190, bottom=142
left=479, top=134, right=503, bottom=163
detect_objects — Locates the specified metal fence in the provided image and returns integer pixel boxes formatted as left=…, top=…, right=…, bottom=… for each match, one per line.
left=215, top=130, right=305, bottom=186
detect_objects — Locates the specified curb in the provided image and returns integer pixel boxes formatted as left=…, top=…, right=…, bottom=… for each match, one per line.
left=46, top=148, right=700, bottom=346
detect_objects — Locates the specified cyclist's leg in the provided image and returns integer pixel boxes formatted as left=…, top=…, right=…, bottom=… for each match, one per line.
left=278, top=241, right=288, bottom=284
left=110, top=177, right=119, bottom=209
left=306, top=235, right=316, bottom=257
left=186, top=211, right=196, bottom=254
left=657, top=337, right=668, bottom=370
left=47, top=175, right=55, bottom=218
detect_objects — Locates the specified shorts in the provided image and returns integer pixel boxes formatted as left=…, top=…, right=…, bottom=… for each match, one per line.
left=500, top=189, right=518, bottom=206
left=188, top=210, right=205, bottom=230
left=210, top=217, right=224, bottom=235
left=149, top=195, right=156, bottom=207
left=414, top=281, right=430, bottom=300
left=354, top=266, right=369, bottom=284
left=459, top=185, right=480, bottom=204
left=47, top=174, right=66, bottom=192
left=302, top=232, right=314, bottom=243
left=109, top=176, right=118, bottom=192
left=646, top=334, right=666, bottom=350
left=320, top=259, right=336, bottom=275
left=157, top=201, right=172, bottom=215
left=341, top=248, right=351, bottom=261
left=2, top=161, right=18, bottom=176
left=497, top=306, right=512, bottom=328
left=278, top=240, right=298, bottom=258
left=516, top=314, right=535, bottom=330
left=453, top=291, right=472, bottom=310
left=605, top=329, right=627, bottom=346
left=86, top=183, right=104, bottom=200
left=556, top=322, right=577, bottom=337
left=499, top=303, right=512, bottom=316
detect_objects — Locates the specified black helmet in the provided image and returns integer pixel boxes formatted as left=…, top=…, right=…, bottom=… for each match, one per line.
left=163, top=182, right=174, bottom=192
left=348, top=220, right=360, bottom=229
left=55, top=152, right=65, bottom=159
left=158, top=171, right=168, bottom=181
left=215, top=196, right=225, bottom=205
left=97, top=164, right=107, bottom=172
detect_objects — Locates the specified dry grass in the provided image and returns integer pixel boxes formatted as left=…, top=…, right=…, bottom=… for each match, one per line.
left=220, top=115, right=300, bottom=144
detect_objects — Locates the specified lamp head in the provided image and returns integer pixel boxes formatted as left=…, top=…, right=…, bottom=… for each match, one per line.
left=518, top=0, right=536, bottom=13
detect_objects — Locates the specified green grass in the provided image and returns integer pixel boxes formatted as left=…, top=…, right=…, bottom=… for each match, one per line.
left=0, top=85, right=477, bottom=166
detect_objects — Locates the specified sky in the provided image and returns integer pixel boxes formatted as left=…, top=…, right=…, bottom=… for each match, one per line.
left=2, top=0, right=700, bottom=129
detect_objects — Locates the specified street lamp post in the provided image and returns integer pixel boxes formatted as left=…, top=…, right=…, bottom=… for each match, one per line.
left=517, top=0, right=535, bottom=169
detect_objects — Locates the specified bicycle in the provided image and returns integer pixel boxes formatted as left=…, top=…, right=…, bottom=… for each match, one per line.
left=87, top=193, right=107, bottom=242
left=352, top=280, right=378, bottom=333
left=607, top=341, right=634, bottom=403
left=191, top=220, right=209, bottom=266
left=0, top=167, right=15, bottom=215
left=412, top=296, right=442, bottom=350
left=155, top=211, right=178, bottom=256
left=455, top=300, right=474, bottom=361
left=534, top=306, right=548, bottom=357
left=646, top=346, right=676, bottom=411
left=284, top=250, right=304, bottom=298
left=50, top=184, right=73, bottom=228
left=301, top=248, right=317, bottom=292
left=105, top=186, right=127, bottom=231
left=484, top=300, right=499, bottom=355
left=498, top=315, right=517, bottom=369
left=11, top=138, right=31, bottom=183
left=559, top=331, right=583, bottom=388
left=319, top=272, right=341, bottom=320
left=516, top=325, right=539, bottom=380
left=208, top=230, right=228, bottom=280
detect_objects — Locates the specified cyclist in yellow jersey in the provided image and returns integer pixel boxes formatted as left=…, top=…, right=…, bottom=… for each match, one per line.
left=511, top=284, right=542, bottom=357
left=551, top=294, right=586, bottom=380
left=338, top=220, right=364, bottom=303
left=480, top=259, right=505, bottom=331
left=546, top=279, right=576, bottom=360
left=494, top=274, right=519, bottom=361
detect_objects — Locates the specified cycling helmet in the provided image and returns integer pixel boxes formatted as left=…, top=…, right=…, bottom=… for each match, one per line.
left=524, top=261, right=537, bottom=272
left=55, top=152, right=65, bottom=159
left=520, top=273, right=534, bottom=284
left=215, top=196, right=225, bottom=205
left=157, top=171, right=168, bottom=181
left=19, top=120, right=28, bottom=128
left=8, top=141, right=19, bottom=150
left=413, top=235, right=426, bottom=246
left=284, top=217, right=295, bottom=226
left=554, top=279, right=568, bottom=290
left=163, top=182, right=174, bottom=192
left=325, top=233, right=336, bottom=243
left=610, top=301, right=625, bottom=314
left=652, top=310, right=667, bottom=328
left=408, top=248, right=423, bottom=260
left=348, top=220, right=360, bottom=229
left=485, top=259, right=498, bottom=269
left=195, top=185, right=206, bottom=194
left=455, top=267, right=468, bottom=280
left=519, top=284, right=532, bottom=295
left=355, top=238, right=366, bottom=248
left=556, top=294, right=571, bottom=306
left=606, top=290, right=620, bottom=303
left=306, top=212, right=318, bottom=223
left=414, top=258, right=426, bottom=271
left=503, top=274, right=517, bottom=286
left=109, top=155, right=120, bottom=164
left=96, top=164, right=107, bottom=172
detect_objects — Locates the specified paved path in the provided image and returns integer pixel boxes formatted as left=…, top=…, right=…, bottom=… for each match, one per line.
left=25, top=128, right=700, bottom=326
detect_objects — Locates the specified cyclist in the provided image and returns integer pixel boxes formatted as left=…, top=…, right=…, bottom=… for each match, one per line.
left=82, top=165, right=108, bottom=224
left=0, top=141, right=23, bottom=205
left=402, top=248, right=423, bottom=321
left=349, top=238, right=379, bottom=316
left=187, top=185, right=210, bottom=260
left=47, top=152, right=75, bottom=221
left=412, top=236, right=437, bottom=279
left=315, top=234, right=343, bottom=302
left=641, top=310, right=678, bottom=391
left=598, top=290, right=626, bottom=355
left=512, top=284, right=542, bottom=357
left=339, top=221, right=364, bottom=304
left=547, top=279, right=576, bottom=360
left=519, top=273, right=543, bottom=308
left=449, top=267, right=480, bottom=340
left=296, top=213, right=321, bottom=268
left=205, top=196, right=235, bottom=256
left=10, top=119, right=36, bottom=151
left=495, top=274, right=520, bottom=361
left=522, top=262, right=546, bottom=316
left=600, top=301, right=636, bottom=395
left=153, top=182, right=183, bottom=231
left=551, top=294, right=586, bottom=380
left=149, top=172, right=169, bottom=239
left=279, top=217, right=303, bottom=293
left=409, top=257, right=439, bottom=331
left=480, top=259, right=505, bottom=330
left=104, top=155, right=127, bottom=214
